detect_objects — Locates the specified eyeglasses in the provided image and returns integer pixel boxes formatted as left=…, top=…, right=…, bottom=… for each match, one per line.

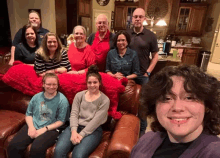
left=133, top=15, right=145, bottom=19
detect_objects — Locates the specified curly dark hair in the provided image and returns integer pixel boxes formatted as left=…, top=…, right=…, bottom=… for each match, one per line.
left=86, top=65, right=102, bottom=86
left=140, top=65, right=220, bottom=135
left=113, top=31, right=131, bottom=48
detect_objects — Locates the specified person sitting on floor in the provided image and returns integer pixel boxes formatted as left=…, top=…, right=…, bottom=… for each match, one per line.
left=34, top=32, right=72, bottom=76
left=7, top=73, right=69, bottom=158
left=14, top=24, right=39, bottom=64
left=106, top=30, right=140, bottom=80
left=54, top=65, right=110, bottom=158
left=131, top=65, right=220, bottom=158
left=67, top=25, right=96, bottom=75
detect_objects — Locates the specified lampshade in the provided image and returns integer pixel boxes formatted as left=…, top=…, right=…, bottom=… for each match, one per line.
left=156, top=19, right=167, bottom=26
left=143, top=20, right=148, bottom=26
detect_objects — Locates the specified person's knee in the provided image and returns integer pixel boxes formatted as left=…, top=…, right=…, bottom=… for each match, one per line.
left=8, top=141, right=19, bottom=153
left=72, top=150, right=87, bottom=158
left=30, top=143, right=47, bottom=156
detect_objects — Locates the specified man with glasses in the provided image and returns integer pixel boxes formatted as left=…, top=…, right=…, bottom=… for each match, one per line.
left=87, top=14, right=115, bottom=72
left=127, top=8, right=159, bottom=137
left=9, top=10, right=49, bottom=65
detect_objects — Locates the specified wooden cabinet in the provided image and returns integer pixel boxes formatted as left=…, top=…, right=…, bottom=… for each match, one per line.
left=175, top=4, right=207, bottom=36
left=78, top=0, right=91, bottom=17
left=114, top=1, right=138, bottom=31
left=181, top=48, right=199, bottom=65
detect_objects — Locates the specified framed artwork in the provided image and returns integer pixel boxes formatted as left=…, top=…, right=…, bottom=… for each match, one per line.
left=111, top=11, right=114, bottom=20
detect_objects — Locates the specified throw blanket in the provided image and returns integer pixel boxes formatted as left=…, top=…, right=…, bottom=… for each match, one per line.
left=2, top=64, right=127, bottom=119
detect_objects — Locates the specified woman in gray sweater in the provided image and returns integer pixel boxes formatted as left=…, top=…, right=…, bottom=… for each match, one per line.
left=54, top=65, right=110, bottom=158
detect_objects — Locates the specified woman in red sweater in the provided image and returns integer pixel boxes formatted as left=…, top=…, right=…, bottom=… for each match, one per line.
left=67, top=25, right=96, bottom=74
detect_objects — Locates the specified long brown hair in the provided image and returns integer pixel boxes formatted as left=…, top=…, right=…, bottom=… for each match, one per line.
left=36, top=32, right=63, bottom=62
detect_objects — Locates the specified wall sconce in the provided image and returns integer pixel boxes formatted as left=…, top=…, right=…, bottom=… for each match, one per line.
left=156, top=19, right=167, bottom=26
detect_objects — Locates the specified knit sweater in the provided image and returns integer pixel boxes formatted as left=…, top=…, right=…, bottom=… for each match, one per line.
left=70, top=90, right=110, bottom=137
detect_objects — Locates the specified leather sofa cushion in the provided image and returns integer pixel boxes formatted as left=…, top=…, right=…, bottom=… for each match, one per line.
left=0, top=110, right=25, bottom=147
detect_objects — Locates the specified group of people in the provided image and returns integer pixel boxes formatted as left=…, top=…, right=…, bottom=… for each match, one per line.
left=6, top=7, right=220, bottom=158
left=8, top=8, right=158, bottom=139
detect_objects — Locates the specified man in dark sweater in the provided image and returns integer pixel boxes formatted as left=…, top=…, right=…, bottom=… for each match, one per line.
left=87, top=14, right=114, bottom=72
left=9, top=10, right=49, bottom=65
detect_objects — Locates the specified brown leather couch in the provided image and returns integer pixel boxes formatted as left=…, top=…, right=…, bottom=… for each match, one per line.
left=0, top=65, right=141, bottom=158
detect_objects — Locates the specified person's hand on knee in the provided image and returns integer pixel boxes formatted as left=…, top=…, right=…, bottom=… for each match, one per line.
left=28, top=127, right=37, bottom=138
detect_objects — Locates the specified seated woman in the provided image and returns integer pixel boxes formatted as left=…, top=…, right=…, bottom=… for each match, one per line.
left=14, top=24, right=39, bottom=64
left=34, top=32, right=72, bottom=76
left=7, top=73, right=69, bottom=158
left=67, top=25, right=96, bottom=74
left=131, top=65, right=220, bottom=158
left=54, top=65, right=110, bottom=158
left=106, top=31, right=140, bottom=80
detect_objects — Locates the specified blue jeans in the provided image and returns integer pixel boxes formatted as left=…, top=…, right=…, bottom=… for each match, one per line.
left=54, top=125, right=103, bottom=158
left=134, top=75, right=149, bottom=85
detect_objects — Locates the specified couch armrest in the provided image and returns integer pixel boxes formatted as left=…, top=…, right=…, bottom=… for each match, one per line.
left=106, top=114, right=140, bottom=158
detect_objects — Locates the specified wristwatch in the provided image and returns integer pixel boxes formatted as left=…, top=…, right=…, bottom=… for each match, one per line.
left=146, top=72, right=151, bottom=76
left=45, top=126, right=49, bottom=131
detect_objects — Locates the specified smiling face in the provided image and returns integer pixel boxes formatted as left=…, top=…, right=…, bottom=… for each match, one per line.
left=87, top=76, right=101, bottom=94
left=29, top=12, right=41, bottom=28
left=96, top=14, right=108, bottom=33
left=43, top=77, right=58, bottom=96
left=25, top=27, right=36, bottom=44
left=74, top=27, right=86, bottom=44
left=156, top=76, right=205, bottom=143
left=47, top=36, right=58, bottom=53
left=117, top=34, right=128, bottom=51
left=132, top=8, right=145, bottom=28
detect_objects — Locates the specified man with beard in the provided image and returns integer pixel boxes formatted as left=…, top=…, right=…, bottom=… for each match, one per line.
left=127, top=8, right=159, bottom=137
left=87, top=14, right=114, bottom=72
left=9, top=10, right=49, bottom=65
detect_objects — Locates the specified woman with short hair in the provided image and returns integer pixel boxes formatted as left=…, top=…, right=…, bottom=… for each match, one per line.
left=67, top=25, right=96, bottom=74
left=131, top=65, right=220, bottom=158
left=106, top=30, right=140, bottom=80
left=34, top=32, right=71, bottom=76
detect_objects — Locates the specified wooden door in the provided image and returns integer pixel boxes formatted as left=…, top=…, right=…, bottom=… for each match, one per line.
left=78, top=0, right=85, bottom=16
left=211, top=24, right=220, bottom=63
left=114, top=6, right=127, bottom=31
left=188, top=6, right=207, bottom=35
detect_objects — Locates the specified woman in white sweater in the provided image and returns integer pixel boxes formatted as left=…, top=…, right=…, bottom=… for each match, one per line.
left=54, top=65, right=110, bottom=158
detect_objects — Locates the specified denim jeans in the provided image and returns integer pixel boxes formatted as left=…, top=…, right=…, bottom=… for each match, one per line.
left=134, top=75, right=149, bottom=85
left=54, top=125, right=103, bottom=158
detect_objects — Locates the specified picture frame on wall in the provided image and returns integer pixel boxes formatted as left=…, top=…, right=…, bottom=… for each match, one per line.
left=111, top=11, right=114, bottom=20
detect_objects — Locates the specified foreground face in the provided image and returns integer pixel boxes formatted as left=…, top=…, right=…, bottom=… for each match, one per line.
left=43, top=77, right=58, bottom=96
left=25, top=27, right=36, bottom=44
left=156, top=76, right=205, bottom=143
left=96, top=15, right=108, bottom=33
left=29, top=13, right=41, bottom=28
left=132, top=8, right=145, bottom=28
left=74, top=27, right=86, bottom=44
left=47, top=36, right=58, bottom=53
left=117, top=34, right=128, bottom=51
left=87, top=76, right=100, bottom=94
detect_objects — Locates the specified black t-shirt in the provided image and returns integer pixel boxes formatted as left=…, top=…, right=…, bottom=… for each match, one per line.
left=127, top=28, right=158, bottom=75
left=12, top=27, right=49, bottom=46
left=15, top=43, right=38, bottom=64
left=152, top=136, right=193, bottom=158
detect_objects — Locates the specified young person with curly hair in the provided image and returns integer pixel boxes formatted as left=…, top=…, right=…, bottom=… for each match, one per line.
left=131, top=65, right=220, bottom=158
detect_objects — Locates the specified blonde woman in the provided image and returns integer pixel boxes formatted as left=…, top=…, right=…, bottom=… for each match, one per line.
left=34, top=32, right=72, bottom=76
